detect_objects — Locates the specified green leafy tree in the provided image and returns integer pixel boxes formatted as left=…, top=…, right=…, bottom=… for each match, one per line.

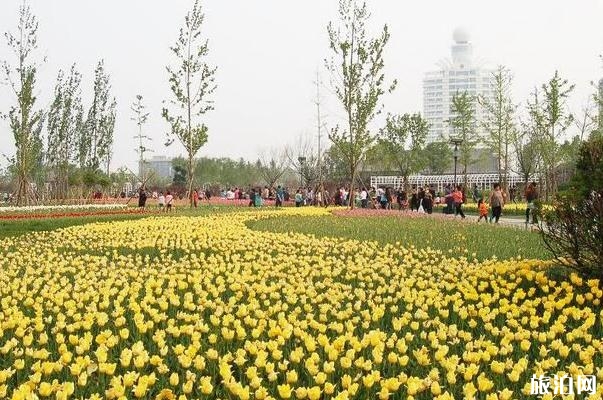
left=423, top=141, right=452, bottom=175
left=325, top=0, right=396, bottom=208
left=1, top=2, right=45, bottom=205
left=172, top=158, right=188, bottom=190
left=163, top=0, right=217, bottom=206
left=379, top=113, right=429, bottom=192
left=479, top=66, right=516, bottom=191
left=47, top=64, right=84, bottom=199
left=512, top=120, right=540, bottom=185
left=449, top=91, right=478, bottom=188
left=541, top=135, right=603, bottom=285
left=82, top=60, right=117, bottom=174
left=529, top=71, right=575, bottom=201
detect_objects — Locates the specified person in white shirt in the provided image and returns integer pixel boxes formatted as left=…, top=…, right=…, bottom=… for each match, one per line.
left=226, top=189, right=235, bottom=200
left=158, top=192, right=165, bottom=211
left=360, top=189, right=368, bottom=208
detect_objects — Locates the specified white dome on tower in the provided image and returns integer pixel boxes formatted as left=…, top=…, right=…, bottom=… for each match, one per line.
left=453, top=27, right=470, bottom=44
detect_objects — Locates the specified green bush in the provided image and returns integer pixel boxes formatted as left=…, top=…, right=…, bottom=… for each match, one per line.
left=541, top=134, right=603, bottom=285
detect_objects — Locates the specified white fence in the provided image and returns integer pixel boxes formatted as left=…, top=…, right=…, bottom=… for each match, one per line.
left=370, top=174, right=527, bottom=193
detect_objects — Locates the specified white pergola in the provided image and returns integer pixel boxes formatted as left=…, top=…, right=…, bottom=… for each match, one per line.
left=370, top=174, right=527, bottom=193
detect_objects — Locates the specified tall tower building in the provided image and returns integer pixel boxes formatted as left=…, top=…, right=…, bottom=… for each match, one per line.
left=423, top=28, right=495, bottom=144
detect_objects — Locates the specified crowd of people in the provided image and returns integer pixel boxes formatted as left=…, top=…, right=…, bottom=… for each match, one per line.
left=133, top=181, right=541, bottom=225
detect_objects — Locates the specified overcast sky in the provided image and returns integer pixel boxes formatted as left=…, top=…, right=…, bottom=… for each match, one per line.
left=1, top=0, right=602, bottom=171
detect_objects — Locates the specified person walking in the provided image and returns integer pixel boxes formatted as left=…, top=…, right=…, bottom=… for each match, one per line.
left=165, top=191, right=174, bottom=212
left=396, top=189, right=407, bottom=211
left=385, top=187, right=393, bottom=210
left=524, top=182, right=539, bottom=225
left=360, top=188, right=368, bottom=209
left=423, top=189, right=433, bottom=214
left=477, top=198, right=488, bottom=222
left=295, top=189, right=303, bottom=207
left=444, top=184, right=453, bottom=214
left=452, top=185, right=465, bottom=219
left=138, top=188, right=147, bottom=211
left=158, top=191, right=165, bottom=211
left=488, top=183, right=504, bottom=223
left=275, top=185, right=284, bottom=207
left=193, top=189, right=199, bottom=208
left=410, top=189, right=418, bottom=212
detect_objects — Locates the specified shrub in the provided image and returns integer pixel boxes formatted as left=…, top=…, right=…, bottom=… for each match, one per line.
left=541, top=134, right=603, bottom=285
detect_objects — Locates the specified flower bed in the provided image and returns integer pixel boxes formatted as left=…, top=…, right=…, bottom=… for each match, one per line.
left=0, top=207, right=600, bottom=399
left=0, top=203, right=127, bottom=214
left=0, top=207, right=155, bottom=221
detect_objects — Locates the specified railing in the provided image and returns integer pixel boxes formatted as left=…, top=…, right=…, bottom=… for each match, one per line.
left=370, top=174, right=531, bottom=192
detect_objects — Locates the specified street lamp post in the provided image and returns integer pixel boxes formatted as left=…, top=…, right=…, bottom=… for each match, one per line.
left=449, top=138, right=463, bottom=187
left=298, top=156, right=306, bottom=188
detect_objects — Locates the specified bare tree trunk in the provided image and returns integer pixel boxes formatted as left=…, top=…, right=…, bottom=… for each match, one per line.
left=187, top=154, right=195, bottom=208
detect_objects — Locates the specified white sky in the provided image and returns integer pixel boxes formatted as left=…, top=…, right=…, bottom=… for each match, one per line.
left=1, top=0, right=602, bottom=171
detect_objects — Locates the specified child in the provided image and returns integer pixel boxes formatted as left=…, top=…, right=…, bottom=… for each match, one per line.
left=165, top=191, right=174, bottom=212
left=478, top=198, right=488, bottom=222
left=158, top=192, right=165, bottom=211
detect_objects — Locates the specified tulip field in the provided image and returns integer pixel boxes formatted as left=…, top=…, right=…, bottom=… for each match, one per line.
left=0, top=207, right=602, bottom=399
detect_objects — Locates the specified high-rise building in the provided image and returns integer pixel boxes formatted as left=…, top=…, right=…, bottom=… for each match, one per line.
left=423, top=28, right=495, bottom=144
left=140, top=155, right=174, bottom=180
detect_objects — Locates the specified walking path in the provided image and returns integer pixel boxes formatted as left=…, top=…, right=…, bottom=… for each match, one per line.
left=463, top=214, right=541, bottom=231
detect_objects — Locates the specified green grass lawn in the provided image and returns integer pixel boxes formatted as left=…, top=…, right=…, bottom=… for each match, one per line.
left=247, top=213, right=549, bottom=261
left=0, top=206, right=549, bottom=262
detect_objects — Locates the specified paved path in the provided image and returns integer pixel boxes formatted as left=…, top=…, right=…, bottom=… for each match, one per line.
left=461, top=214, right=541, bottom=231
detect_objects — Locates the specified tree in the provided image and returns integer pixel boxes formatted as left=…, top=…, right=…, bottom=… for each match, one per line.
left=163, top=0, right=217, bottom=207
left=285, top=134, right=320, bottom=188
left=479, top=66, right=516, bottom=191
left=1, top=1, right=45, bottom=205
left=573, top=99, right=597, bottom=141
left=541, top=135, right=603, bottom=286
left=47, top=65, right=84, bottom=199
left=131, top=95, right=152, bottom=184
left=423, top=141, right=452, bottom=175
left=323, top=145, right=351, bottom=184
left=257, top=149, right=289, bottom=189
left=325, top=0, right=396, bottom=209
left=82, top=60, right=117, bottom=174
left=449, top=91, right=478, bottom=188
left=530, top=72, right=575, bottom=201
left=172, top=159, right=188, bottom=190
left=512, top=120, right=540, bottom=184
left=379, top=113, right=428, bottom=192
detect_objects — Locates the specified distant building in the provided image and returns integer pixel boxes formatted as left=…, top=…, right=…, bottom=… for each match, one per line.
left=423, top=27, right=496, bottom=144
left=141, top=156, right=174, bottom=180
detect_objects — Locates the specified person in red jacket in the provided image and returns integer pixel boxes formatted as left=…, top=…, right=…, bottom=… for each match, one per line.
left=452, top=185, right=465, bottom=219
left=193, top=189, right=199, bottom=208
